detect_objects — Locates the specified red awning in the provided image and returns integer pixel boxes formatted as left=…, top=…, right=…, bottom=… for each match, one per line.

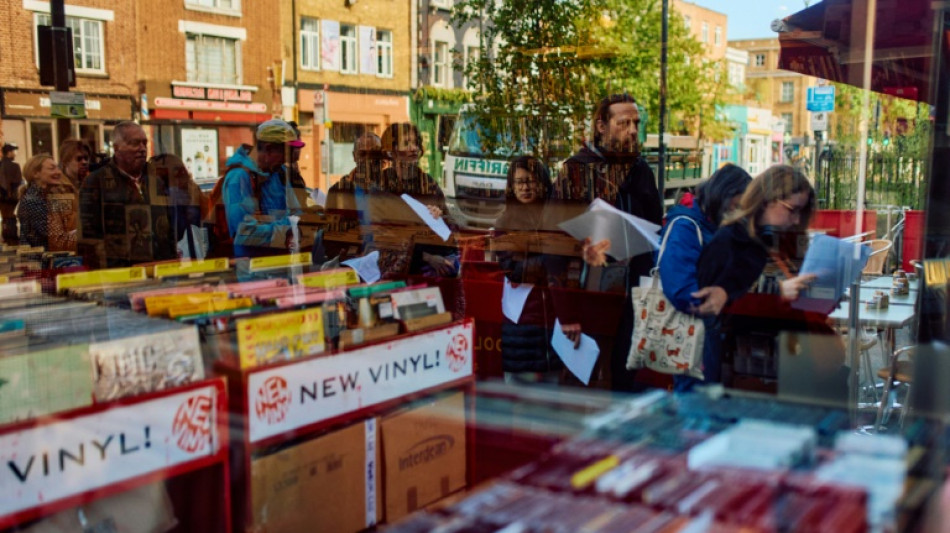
left=778, top=0, right=934, bottom=102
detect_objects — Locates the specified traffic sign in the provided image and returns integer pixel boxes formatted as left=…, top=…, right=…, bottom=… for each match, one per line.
left=810, top=111, right=828, bottom=132
left=807, top=86, right=835, bottom=112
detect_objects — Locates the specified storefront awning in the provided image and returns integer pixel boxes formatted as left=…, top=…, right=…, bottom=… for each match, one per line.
left=778, top=0, right=934, bottom=102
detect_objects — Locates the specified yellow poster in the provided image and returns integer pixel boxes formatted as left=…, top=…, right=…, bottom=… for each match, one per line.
left=154, top=258, right=230, bottom=278
left=237, top=308, right=325, bottom=369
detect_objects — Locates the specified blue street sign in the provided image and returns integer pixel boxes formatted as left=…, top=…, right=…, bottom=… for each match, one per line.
left=807, top=86, right=835, bottom=112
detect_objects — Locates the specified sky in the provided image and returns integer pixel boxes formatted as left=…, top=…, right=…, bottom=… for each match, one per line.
left=687, top=0, right=812, bottom=40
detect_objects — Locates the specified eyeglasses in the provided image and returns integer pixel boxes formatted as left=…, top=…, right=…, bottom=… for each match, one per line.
left=776, top=199, right=805, bottom=216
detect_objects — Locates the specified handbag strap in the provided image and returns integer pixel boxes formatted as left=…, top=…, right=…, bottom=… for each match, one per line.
left=656, top=216, right=703, bottom=268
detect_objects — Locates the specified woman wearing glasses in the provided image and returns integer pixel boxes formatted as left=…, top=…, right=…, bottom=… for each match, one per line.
left=691, top=164, right=817, bottom=383
left=59, top=138, right=92, bottom=190
left=494, top=156, right=583, bottom=384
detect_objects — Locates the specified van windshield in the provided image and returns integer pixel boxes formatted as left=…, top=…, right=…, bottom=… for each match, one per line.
left=448, top=112, right=574, bottom=160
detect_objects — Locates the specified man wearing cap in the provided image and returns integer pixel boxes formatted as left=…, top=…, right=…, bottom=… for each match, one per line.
left=222, top=118, right=307, bottom=238
left=79, top=121, right=205, bottom=267
left=0, top=143, right=22, bottom=245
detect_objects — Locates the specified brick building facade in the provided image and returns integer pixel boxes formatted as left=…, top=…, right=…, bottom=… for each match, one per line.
left=137, top=0, right=278, bottom=183
left=0, top=0, right=138, bottom=162
left=282, top=0, right=413, bottom=190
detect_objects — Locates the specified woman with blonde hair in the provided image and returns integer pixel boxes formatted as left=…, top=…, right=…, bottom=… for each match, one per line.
left=690, top=164, right=818, bottom=384
left=17, top=153, right=77, bottom=251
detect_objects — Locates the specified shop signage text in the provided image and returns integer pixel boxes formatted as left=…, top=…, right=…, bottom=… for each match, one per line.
left=247, top=322, right=473, bottom=443
left=171, top=85, right=253, bottom=102
left=0, top=385, right=220, bottom=517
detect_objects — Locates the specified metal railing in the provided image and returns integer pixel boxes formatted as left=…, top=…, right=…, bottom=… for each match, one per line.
left=816, top=146, right=927, bottom=210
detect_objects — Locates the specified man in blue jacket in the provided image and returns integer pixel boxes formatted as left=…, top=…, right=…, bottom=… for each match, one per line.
left=223, top=119, right=306, bottom=238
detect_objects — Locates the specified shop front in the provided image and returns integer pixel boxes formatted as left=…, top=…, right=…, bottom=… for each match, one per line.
left=297, top=88, right=409, bottom=191
left=0, top=88, right=134, bottom=160
left=143, top=82, right=274, bottom=184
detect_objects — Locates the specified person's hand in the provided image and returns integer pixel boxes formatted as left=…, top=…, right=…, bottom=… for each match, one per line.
left=690, top=286, right=728, bottom=316
left=426, top=205, right=443, bottom=219
left=561, top=322, right=582, bottom=349
left=581, top=238, right=611, bottom=266
left=422, top=251, right=455, bottom=276
left=780, top=273, right=817, bottom=301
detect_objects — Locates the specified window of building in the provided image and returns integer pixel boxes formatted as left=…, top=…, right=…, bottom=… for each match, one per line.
left=701, top=22, right=709, bottom=43
left=715, top=26, right=722, bottom=46
left=377, top=29, right=393, bottom=78
left=186, top=34, right=241, bottom=84
left=464, top=45, right=479, bottom=87
left=430, top=0, right=453, bottom=9
left=782, top=113, right=794, bottom=133
left=35, top=14, right=105, bottom=74
left=683, top=15, right=691, bottom=30
left=754, top=53, right=766, bottom=67
left=340, top=24, right=358, bottom=74
left=433, top=40, right=450, bottom=87
left=781, top=81, right=794, bottom=102
left=185, top=0, right=240, bottom=13
left=300, top=17, right=320, bottom=71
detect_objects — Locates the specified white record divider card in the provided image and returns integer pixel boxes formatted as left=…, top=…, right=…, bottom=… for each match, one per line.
left=0, top=381, right=224, bottom=523
left=247, top=320, right=474, bottom=443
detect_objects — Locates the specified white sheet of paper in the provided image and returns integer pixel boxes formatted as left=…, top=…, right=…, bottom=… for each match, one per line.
left=343, top=250, right=381, bottom=283
left=589, top=198, right=662, bottom=236
left=400, top=193, right=452, bottom=241
left=552, top=318, right=599, bottom=386
left=502, top=278, right=534, bottom=323
left=310, top=188, right=327, bottom=207
left=558, top=209, right=660, bottom=260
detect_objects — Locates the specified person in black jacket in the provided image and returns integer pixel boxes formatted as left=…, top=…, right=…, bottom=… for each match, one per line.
left=551, top=93, right=664, bottom=391
left=691, top=164, right=818, bottom=384
left=495, top=156, right=582, bottom=384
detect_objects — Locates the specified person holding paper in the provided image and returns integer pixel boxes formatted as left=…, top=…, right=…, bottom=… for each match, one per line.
left=494, top=156, right=581, bottom=383
left=551, top=93, right=663, bottom=392
left=691, top=165, right=818, bottom=384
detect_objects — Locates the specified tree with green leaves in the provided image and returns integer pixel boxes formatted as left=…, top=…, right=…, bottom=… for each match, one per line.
left=452, top=0, right=735, bottom=161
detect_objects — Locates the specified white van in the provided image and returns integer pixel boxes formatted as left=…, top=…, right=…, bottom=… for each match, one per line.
left=442, top=105, right=575, bottom=228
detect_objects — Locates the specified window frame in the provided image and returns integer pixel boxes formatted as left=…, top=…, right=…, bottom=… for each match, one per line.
left=780, top=81, right=795, bottom=102
left=701, top=22, right=708, bottom=43
left=34, top=13, right=106, bottom=76
left=781, top=113, right=794, bottom=134
left=185, top=33, right=242, bottom=85
left=376, top=29, right=393, bottom=78
left=754, top=53, right=766, bottom=67
left=300, top=17, right=320, bottom=71
left=340, top=24, right=358, bottom=75
left=184, top=0, right=241, bottom=17
left=432, top=40, right=450, bottom=87
left=715, top=26, right=722, bottom=46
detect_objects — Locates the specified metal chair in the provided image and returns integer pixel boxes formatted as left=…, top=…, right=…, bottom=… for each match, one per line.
left=874, top=346, right=915, bottom=431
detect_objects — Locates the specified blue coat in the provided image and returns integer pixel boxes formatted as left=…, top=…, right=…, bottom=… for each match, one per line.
left=656, top=203, right=717, bottom=313
left=222, top=146, right=304, bottom=237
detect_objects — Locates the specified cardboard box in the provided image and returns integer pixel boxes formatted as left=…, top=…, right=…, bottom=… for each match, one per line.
left=381, top=391, right=467, bottom=523
left=251, top=419, right=380, bottom=533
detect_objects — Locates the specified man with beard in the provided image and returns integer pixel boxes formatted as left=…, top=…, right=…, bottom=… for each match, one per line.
left=552, top=93, right=664, bottom=391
